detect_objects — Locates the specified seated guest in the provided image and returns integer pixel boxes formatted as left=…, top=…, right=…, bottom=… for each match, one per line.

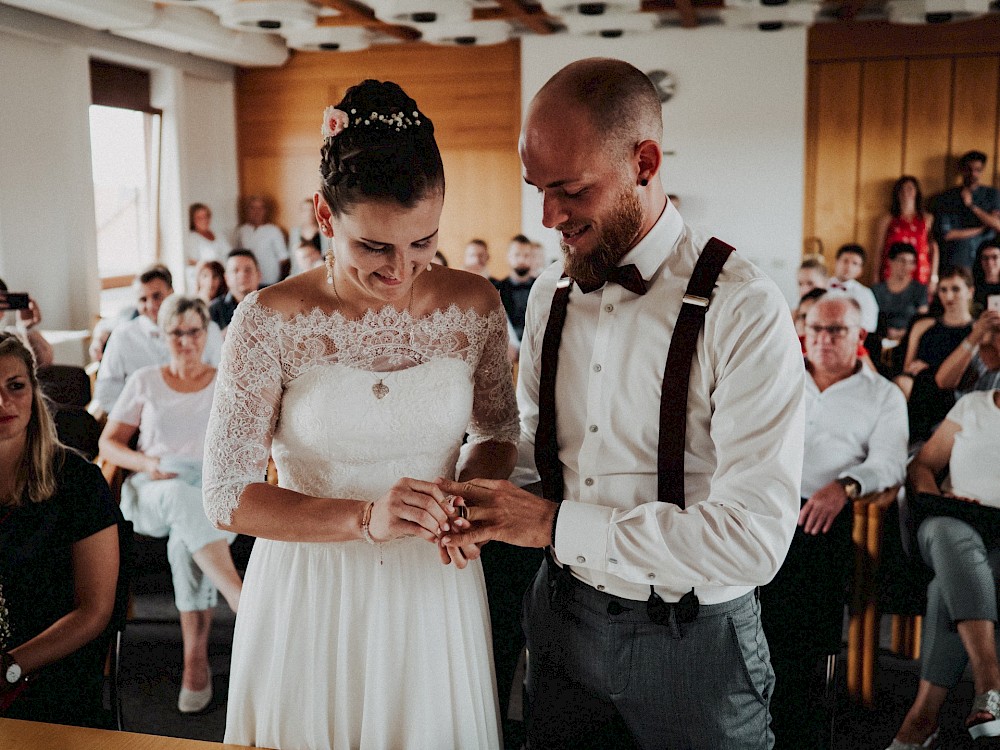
left=292, top=240, right=323, bottom=275
left=98, top=295, right=242, bottom=714
left=761, top=295, right=908, bottom=750
left=934, top=307, right=1000, bottom=395
left=462, top=238, right=495, bottom=282
left=829, top=244, right=880, bottom=334
left=884, top=388, right=1000, bottom=749
left=798, top=255, right=829, bottom=299
left=0, top=277, right=53, bottom=368
left=93, top=266, right=223, bottom=415
left=794, top=287, right=827, bottom=348
left=894, top=267, right=975, bottom=442
left=194, top=261, right=227, bottom=305
left=873, top=242, right=929, bottom=340
left=87, top=263, right=171, bottom=364
left=286, top=197, right=323, bottom=270
left=232, top=195, right=288, bottom=286
left=210, top=249, right=262, bottom=332
left=0, top=332, right=119, bottom=728
left=972, top=239, right=1000, bottom=313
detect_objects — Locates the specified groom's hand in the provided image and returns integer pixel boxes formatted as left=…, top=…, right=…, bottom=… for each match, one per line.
left=435, top=478, right=557, bottom=549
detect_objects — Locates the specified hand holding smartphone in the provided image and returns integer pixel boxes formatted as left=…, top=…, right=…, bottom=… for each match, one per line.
left=0, top=292, right=30, bottom=311
left=988, top=294, right=1000, bottom=313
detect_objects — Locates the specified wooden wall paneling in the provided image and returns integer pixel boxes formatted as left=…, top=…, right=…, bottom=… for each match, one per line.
left=803, top=63, right=821, bottom=255
left=856, top=59, right=907, bottom=280
left=949, top=55, right=999, bottom=186
left=811, top=61, right=862, bottom=266
left=902, top=57, right=954, bottom=200
left=809, top=16, right=1000, bottom=62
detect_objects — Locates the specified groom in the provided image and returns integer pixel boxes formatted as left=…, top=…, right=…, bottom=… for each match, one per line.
left=440, top=58, right=804, bottom=749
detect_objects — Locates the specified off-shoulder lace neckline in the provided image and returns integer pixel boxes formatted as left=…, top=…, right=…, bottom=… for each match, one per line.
left=244, top=293, right=493, bottom=328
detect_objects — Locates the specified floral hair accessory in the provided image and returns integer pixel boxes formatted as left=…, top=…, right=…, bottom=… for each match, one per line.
left=322, top=106, right=350, bottom=139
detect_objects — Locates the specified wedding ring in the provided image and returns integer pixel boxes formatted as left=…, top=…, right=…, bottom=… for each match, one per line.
left=456, top=505, right=469, bottom=521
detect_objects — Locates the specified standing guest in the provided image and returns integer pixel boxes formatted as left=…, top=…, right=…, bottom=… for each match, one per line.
left=883, top=389, right=1000, bottom=749
left=185, top=203, right=231, bottom=293
left=0, top=277, right=53, bottom=368
left=437, top=58, right=804, bottom=750
left=761, top=295, right=907, bottom=750
left=873, top=176, right=936, bottom=288
left=99, top=295, right=242, bottom=714
left=233, top=195, right=289, bottom=286
left=894, top=267, right=976, bottom=443
left=194, top=261, right=227, bottom=305
left=933, top=150, right=1000, bottom=273
left=287, top=197, right=323, bottom=273
left=0, top=332, right=119, bottom=728
left=204, top=80, right=518, bottom=750
left=873, top=242, right=929, bottom=341
left=93, top=266, right=223, bottom=415
left=496, top=234, right=537, bottom=357
left=292, top=241, right=323, bottom=275
left=798, top=256, right=829, bottom=299
left=209, top=250, right=262, bottom=333
left=463, top=238, right=496, bottom=282
left=829, top=244, right=879, bottom=334
left=972, top=239, right=1000, bottom=313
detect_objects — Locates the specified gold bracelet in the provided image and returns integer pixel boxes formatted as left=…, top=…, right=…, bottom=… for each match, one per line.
left=360, top=501, right=380, bottom=546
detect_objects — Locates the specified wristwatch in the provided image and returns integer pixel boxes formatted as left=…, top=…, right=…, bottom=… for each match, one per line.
left=2, top=652, right=22, bottom=685
left=837, top=477, right=862, bottom=500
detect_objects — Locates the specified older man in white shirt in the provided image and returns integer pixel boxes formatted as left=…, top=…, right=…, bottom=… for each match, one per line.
left=439, top=58, right=804, bottom=750
left=93, top=268, right=222, bottom=415
left=760, top=294, right=908, bottom=750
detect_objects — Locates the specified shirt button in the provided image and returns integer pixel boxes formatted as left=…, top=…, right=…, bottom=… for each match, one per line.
left=584, top=478, right=594, bottom=486
left=609, top=558, right=618, bottom=564
left=593, top=364, right=602, bottom=372
left=605, top=304, right=614, bottom=313
left=589, top=424, right=598, bottom=433
left=576, top=555, right=586, bottom=564
left=597, top=585, right=606, bottom=591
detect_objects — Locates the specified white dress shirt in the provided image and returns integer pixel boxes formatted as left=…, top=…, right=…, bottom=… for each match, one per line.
left=828, top=278, right=879, bottom=334
left=514, top=201, right=805, bottom=605
left=945, top=390, right=1000, bottom=507
left=233, top=223, right=289, bottom=286
left=94, top=315, right=223, bottom=413
left=802, top=363, right=908, bottom=499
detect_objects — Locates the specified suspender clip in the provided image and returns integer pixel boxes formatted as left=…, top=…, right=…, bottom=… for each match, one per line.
left=682, top=294, right=710, bottom=308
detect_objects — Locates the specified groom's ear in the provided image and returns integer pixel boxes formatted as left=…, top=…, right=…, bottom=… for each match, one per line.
left=314, top=193, right=334, bottom=237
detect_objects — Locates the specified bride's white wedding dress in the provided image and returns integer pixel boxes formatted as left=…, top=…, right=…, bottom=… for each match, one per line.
left=203, top=293, right=519, bottom=750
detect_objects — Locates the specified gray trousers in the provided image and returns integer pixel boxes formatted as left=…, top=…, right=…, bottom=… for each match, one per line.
left=918, top=516, right=1000, bottom=687
left=522, top=558, right=774, bottom=750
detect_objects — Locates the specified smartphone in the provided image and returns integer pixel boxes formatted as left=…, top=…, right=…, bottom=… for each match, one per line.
left=988, top=294, right=1000, bottom=313
left=0, top=292, right=29, bottom=311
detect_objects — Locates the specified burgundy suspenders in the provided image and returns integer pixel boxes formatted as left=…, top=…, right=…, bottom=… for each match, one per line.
left=535, top=238, right=735, bottom=621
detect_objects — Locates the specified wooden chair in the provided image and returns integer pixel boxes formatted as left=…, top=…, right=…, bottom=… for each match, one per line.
left=845, top=485, right=923, bottom=707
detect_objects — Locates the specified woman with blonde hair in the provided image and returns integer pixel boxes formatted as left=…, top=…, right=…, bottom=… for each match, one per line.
left=0, top=332, right=119, bottom=727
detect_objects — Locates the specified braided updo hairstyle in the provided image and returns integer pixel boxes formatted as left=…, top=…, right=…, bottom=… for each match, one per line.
left=319, top=80, right=444, bottom=216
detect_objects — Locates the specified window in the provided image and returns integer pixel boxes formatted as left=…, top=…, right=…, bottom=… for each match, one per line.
left=88, top=60, right=162, bottom=315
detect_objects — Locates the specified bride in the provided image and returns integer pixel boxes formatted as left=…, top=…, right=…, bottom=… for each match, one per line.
left=203, top=80, right=519, bottom=749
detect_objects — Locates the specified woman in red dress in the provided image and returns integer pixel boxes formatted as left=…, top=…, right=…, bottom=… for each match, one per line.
left=874, top=175, right=937, bottom=292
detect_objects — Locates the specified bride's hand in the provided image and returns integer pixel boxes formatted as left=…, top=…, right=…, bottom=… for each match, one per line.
left=368, top=478, right=455, bottom=543
left=438, top=495, right=481, bottom=569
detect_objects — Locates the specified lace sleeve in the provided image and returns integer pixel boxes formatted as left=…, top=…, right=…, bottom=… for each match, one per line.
left=467, top=307, right=520, bottom=446
left=203, top=296, right=283, bottom=525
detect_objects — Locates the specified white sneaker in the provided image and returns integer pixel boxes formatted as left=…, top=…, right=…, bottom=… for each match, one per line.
left=177, top=666, right=212, bottom=714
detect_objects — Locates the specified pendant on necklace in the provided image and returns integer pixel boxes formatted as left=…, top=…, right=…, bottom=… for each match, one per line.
left=372, top=379, right=390, bottom=400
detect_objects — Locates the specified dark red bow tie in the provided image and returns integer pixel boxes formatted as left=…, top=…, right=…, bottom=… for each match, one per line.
left=576, top=264, right=648, bottom=296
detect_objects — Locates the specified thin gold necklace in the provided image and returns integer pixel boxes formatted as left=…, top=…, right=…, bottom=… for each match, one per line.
left=330, top=268, right=416, bottom=400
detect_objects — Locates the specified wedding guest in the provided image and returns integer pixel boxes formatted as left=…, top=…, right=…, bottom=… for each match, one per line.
left=204, top=80, right=518, bottom=749
left=0, top=277, right=53, bottom=368
left=934, top=307, right=1000, bottom=395
left=292, top=241, right=323, bottom=275
left=496, top=234, right=537, bottom=358
left=194, top=261, right=227, bottom=305
left=233, top=195, right=289, bottom=286
left=98, top=295, right=241, bottom=714
left=873, top=176, right=936, bottom=288
left=0, top=332, right=119, bottom=728
left=794, top=287, right=827, bottom=346
left=462, top=238, right=496, bottom=282
left=209, top=250, right=261, bottom=332
left=184, top=203, right=231, bottom=292
left=287, top=197, right=323, bottom=273
left=872, top=242, right=929, bottom=340
left=933, top=150, right=1000, bottom=273
left=883, top=388, right=1000, bottom=749
left=972, top=239, right=1000, bottom=313
left=829, top=244, right=879, bottom=334
left=438, top=57, right=804, bottom=749
left=798, top=256, right=829, bottom=299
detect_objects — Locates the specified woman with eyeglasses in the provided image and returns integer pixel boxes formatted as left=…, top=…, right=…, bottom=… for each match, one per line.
left=894, top=267, right=976, bottom=442
left=98, top=294, right=242, bottom=715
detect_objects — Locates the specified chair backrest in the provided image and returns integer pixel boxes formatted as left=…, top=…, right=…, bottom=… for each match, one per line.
left=36, top=364, right=92, bottom=408
left=53, top=407, right=102, bottom=461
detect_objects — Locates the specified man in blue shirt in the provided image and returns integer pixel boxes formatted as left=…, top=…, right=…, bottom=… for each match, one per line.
left=933, top=150, right=1000, bottom=272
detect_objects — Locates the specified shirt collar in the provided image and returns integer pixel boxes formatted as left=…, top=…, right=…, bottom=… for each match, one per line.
left=137, top=315, right=160, bottom=336
left=618, top=198, right=683, bottom=282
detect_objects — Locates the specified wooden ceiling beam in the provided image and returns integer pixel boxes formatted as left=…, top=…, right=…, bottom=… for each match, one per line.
left=315, top=0, right=421, bottom=41
left=664, top=0, right=700, bottom=28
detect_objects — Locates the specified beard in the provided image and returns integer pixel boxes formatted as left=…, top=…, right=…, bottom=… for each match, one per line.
left=513, top=265, right=532, bottom=277
left=560, top=183, right=644, bottom=290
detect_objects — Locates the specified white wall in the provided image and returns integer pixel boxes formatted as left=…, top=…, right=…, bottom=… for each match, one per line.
left=0, top=4, right=239, bottom=329
left=520, top=26, right=807, bottom=302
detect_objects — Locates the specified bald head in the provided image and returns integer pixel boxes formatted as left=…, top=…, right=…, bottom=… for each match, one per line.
left=531, top=58, right=663, bottom=158
left=810, top=294, right=862, bottom=329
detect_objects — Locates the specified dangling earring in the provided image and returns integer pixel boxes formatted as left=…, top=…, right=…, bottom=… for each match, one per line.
left=426, top=262, right=433, bottom=271
left=325, top=250, right=335, bottom=285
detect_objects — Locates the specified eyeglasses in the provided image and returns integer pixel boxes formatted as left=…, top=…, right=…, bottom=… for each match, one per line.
left=806, top=324, right=854, bottom=340
left=166, top=327, right=206, bottom=341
